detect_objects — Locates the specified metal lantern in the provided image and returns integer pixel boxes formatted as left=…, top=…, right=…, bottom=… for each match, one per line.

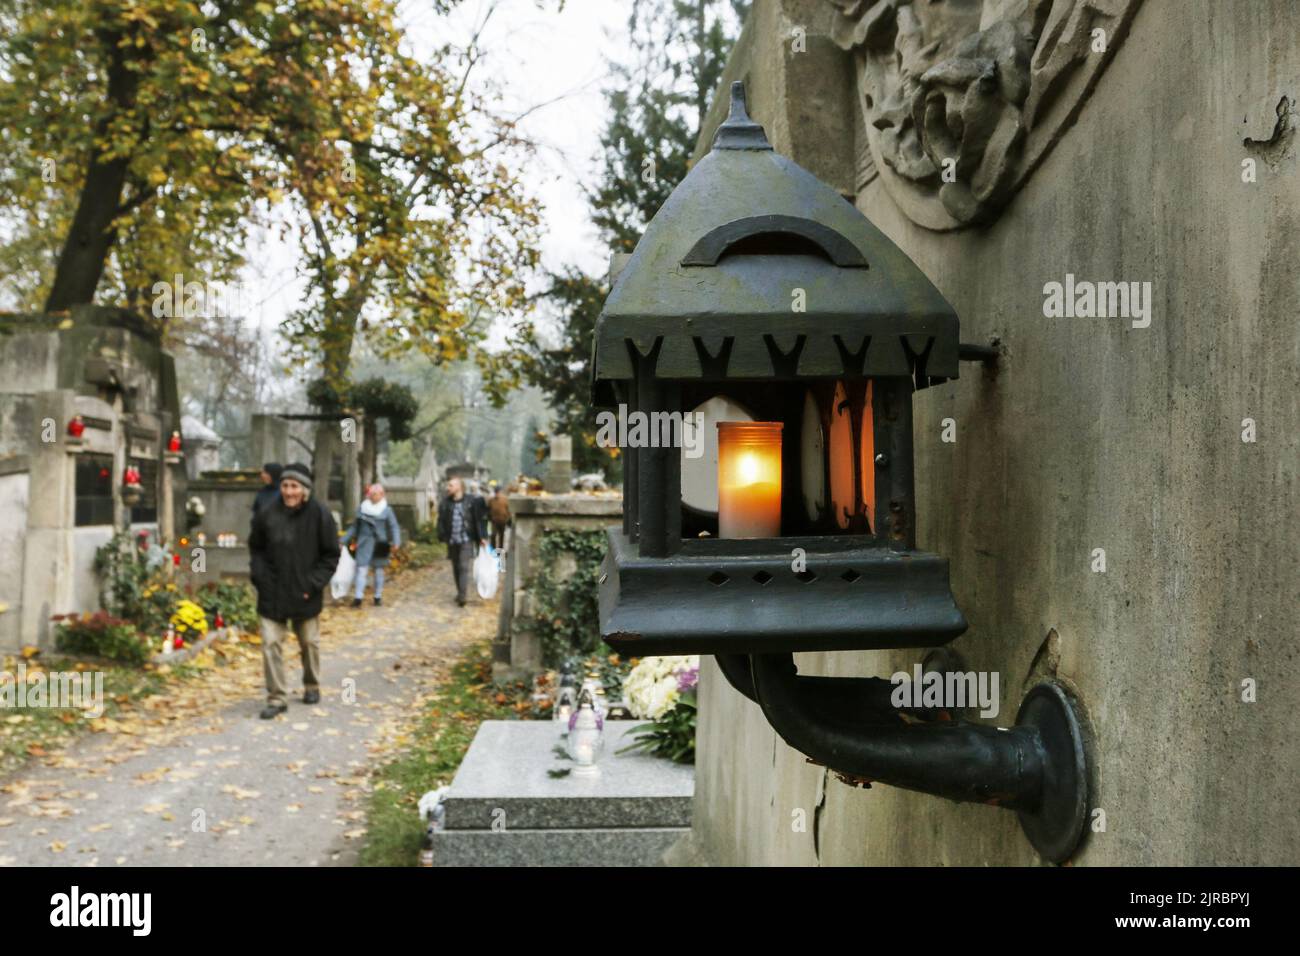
left=594, top=81, right=965, bottom=656
left=590, top=82, right=1090, bottom=864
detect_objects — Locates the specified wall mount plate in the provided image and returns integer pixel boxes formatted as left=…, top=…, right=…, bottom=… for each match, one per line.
left=1015, top=682, right=1089, bottom=864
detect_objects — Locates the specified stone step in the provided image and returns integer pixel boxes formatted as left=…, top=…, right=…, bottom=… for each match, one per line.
left=431, top=826, right=689, bottom=867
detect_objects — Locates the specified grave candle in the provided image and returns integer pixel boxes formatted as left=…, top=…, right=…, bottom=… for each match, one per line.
left=717, top=421, right=782, bottom=539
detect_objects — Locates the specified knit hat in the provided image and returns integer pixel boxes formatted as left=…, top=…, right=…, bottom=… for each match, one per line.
left=280, top=462, right=313, bottom=489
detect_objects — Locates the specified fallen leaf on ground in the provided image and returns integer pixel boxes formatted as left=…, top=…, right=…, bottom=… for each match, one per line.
left=221, top=785, right=261, bottom=801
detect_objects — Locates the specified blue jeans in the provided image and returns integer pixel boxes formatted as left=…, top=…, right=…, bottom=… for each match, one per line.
left=354, top=565, right=385, bottom=599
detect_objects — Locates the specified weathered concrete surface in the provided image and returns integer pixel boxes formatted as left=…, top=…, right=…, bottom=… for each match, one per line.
left=692, top=0, right=1299, bottom=866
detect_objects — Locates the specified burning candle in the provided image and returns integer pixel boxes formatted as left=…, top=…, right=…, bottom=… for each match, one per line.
left=717, top=421, right=782, bottom=538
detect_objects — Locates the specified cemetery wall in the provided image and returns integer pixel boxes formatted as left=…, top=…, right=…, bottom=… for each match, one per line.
left=689, top=0, right=1299, bottom=866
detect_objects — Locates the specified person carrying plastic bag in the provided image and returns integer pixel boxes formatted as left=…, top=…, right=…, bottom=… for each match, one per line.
left=436, top=476, right=489, bottom=607
left=342, top=483, right=402, bottom=608
left=474, top=543, right=499, bottom=599
left=330, top=548, right=356, bottom=601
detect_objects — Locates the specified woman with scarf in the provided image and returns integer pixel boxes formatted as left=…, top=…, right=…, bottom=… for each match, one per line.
left=342, top=483, right=402, bottom=607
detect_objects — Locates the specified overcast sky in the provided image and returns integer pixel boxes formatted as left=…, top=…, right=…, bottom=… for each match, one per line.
left=241, top=0, right=633, bottom=356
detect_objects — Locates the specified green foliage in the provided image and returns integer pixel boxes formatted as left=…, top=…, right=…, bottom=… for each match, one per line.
left=571, top=652, right=636, bottom=702
left=398, top=540, right=446, bottom=571
left=391, top=521, right=446, bottom=571
left=360, top=640, right=535, bottom=867
left=517, top=271, right=621, bottom=477
left=94, top=531, right=174, bottom=635
left=52, top=612, right=151, bottom=665
left=0, top=0, right=541, bottom=402
left=591, top=0, right=743, bottom=254
left=410, top=520, right=441, bottom=545
left=529, top=528, right=608, bottom=667
left=306, top=377, right=346, bottom=412
left=94, top=532, right=241, bottom=638
left=622, top=692, right=697, bottom=764
left=193, top=580, right=259, bottom=634
left=350, top=379, right=419, bottom=442
left=309, top=376, right=419, bottom=442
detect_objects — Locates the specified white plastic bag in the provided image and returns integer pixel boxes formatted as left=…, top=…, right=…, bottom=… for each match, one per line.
left=474, top=545, right=499, bottom=599
left=331, top=548, right=356, bottom=600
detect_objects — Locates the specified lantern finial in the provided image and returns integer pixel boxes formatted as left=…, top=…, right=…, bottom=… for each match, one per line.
left=712, top=81, right=773, bottom=152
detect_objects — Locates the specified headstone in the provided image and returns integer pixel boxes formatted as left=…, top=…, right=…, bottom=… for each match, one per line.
left=430, top=721, right=693, bottom=866
left=542, top=434, right=572, bottom=494
left=181, top=414, right=221, bottom=480
left=249, top=414, right=288, bottom=468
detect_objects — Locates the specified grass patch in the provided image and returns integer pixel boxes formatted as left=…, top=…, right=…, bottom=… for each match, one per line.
left=0, top=653, right=218, bottom=775
left=391, top=539, right=446, bottom=573
left=360, top=640, right=536, bottom=867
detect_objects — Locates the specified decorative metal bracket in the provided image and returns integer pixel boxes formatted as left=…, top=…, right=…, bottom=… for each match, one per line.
left=715, top=653, right=1090, bottom=863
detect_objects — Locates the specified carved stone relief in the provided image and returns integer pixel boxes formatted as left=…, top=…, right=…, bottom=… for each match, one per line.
left=828, top=0, right=1143, bottom=230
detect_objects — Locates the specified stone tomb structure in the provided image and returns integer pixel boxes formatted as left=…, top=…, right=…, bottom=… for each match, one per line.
left=0, top=307, right=183, bottom=650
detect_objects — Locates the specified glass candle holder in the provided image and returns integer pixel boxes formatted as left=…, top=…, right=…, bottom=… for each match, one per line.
left=717, top=421, right=783, bottom=539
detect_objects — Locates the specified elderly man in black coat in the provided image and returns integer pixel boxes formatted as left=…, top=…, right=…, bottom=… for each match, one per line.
left=248, top=462, right=340, bottom=719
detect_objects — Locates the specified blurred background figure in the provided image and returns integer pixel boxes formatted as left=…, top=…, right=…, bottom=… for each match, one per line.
left=253, top=462, right=283, bottom=515
left=343, top=483, right=402, bottom=607
left=488, top=485, right=512, bottom=553
left=436, top=476, right=488, bottom=607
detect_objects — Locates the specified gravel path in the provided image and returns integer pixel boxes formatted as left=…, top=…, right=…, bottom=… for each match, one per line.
left=0, top=562, right=495, bottom=867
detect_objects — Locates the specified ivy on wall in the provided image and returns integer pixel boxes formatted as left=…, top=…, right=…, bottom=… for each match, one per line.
left=528, top=526, right=607, bottom=667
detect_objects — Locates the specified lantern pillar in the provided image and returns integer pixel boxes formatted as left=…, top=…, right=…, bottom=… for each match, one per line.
left=634, top=356, right=680, bottom=558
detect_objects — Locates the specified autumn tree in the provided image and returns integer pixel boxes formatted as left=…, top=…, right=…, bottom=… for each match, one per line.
left=1, top=0, right=543, bottom=519
left=0, top=0, right=539, bottom=355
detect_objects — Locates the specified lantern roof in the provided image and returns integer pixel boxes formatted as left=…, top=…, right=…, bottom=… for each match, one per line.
left=593, top=82, right=960, bottom=401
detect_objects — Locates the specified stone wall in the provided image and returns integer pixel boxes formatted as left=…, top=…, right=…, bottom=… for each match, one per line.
left=0, top=466, right=30, bottom=648
left=689, top=0, right=1299, bottom=865
left=494, top=494, right=622, bottom=680
left=183, top=473, right=264, bottom=581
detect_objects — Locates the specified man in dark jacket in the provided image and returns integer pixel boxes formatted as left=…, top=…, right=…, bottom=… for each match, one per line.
left=252, top=462, right=283, bottom=515
left=436, top=476, right=488, bottom=607
left=248, top=462, right=340, bottom=719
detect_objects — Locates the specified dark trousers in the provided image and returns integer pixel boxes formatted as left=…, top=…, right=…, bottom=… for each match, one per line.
left=490, top=522, right=508, bottom=552
left=448, top=541, right=475, bottom=602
